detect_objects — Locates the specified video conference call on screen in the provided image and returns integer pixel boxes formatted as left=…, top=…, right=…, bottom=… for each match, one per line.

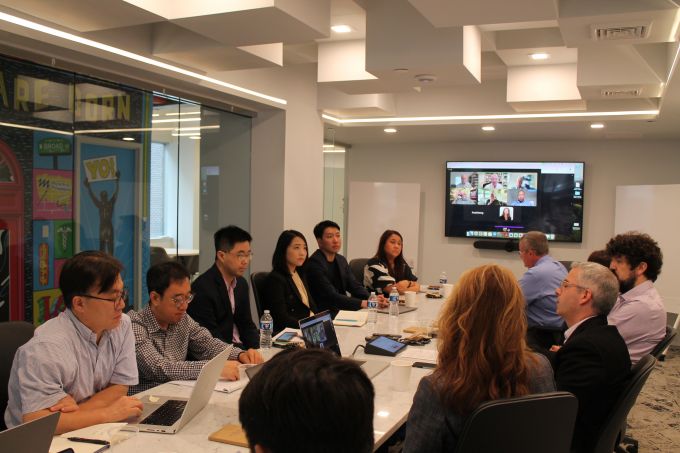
left=445, top=161, right=584, bottom=242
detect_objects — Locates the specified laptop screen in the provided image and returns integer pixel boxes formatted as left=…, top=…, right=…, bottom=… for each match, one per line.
left=298, top=310, right=341, bottom=356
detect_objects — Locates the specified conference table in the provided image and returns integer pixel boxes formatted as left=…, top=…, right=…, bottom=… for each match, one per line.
left=60, top=293, right=445, bottom=452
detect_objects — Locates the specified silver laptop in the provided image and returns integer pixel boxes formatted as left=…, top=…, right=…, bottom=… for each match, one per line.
left=0, top=412, right=59, bottom=453
left=298, top=311, right=389, bottom=379
left=130, top=348, right=230, bottom=434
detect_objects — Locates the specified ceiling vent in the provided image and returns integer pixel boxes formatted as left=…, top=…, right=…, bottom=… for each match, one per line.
left=591, top=23, right=651, bottom=41
left=601, top=88, right=642, bottom=98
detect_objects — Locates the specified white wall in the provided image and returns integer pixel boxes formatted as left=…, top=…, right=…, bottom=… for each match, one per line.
left=346, top=140, right=680, bottom=298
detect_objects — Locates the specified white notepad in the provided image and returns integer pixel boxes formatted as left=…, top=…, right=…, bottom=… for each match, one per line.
left=333, top=310, right=368, bottom=327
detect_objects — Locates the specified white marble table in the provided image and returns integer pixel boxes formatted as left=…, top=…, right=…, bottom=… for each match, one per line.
left=91, top=294, right=446, bottom=452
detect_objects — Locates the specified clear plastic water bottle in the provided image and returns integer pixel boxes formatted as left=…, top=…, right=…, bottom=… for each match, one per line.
left=367, top=292, right=378, bottom=324
left=439, top=271, right=448, bottom=297
left=259, top=310, right=273, bottom=350
left=389, top=286, right=400, bottom=318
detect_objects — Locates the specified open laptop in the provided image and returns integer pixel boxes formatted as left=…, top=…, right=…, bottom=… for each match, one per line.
left=298, top=311, right=389, bottom=379
left=0, top=411, right=59, bottom=453
left=130, top=348, right=230, bottom=434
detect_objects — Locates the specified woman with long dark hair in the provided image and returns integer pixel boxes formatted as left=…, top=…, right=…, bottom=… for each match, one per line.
left=363, top=230, right=419, bottom=295
left=403, top=264, right=555, bottom=452
left=262, top=230, right=317, bottom=332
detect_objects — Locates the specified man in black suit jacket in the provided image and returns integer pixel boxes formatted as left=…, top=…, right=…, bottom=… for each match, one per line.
left=552, top=262, right=631, bottom=453
left=305, top=220, right=387, bottom=316
left=189, top=225, right=261, bottom=350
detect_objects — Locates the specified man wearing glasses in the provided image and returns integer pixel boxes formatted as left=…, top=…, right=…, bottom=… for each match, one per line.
left=128, top=261, right=262, bottom=394
left=552, top=262, right=630, bottom=453
left=189, top=225, right=260, bottom=350
left=4, top=251, right=143, bottom=434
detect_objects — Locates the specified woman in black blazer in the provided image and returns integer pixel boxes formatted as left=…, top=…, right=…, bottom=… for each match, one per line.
left=262, top=230, right=317, bottom=333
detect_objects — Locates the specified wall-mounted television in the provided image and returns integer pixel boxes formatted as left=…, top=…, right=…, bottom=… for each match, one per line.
left=445, top=161, right=584, bottom=242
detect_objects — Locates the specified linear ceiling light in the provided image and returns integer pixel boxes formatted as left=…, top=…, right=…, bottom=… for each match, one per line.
left=152, top=117, right=201, bottom=124
left=331, top=25, right=353, bottom=33
left=0, top=12, right=287, bottom=106
left=322, top=110, right=659, bottom=125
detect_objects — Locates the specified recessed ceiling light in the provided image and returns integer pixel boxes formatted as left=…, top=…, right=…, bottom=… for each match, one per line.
left=188, top=135, right=201, bottom=139
left=590, top=123, right=605, bottom=129
left=530, top=52, right=550, bottom=60
left=331, top=24, right=352, bottom=33
left=122, top=137, right=134, bottom=141
left=482, top=126, right=495, bottom=132
left=384, top=128, right=398, bottom=133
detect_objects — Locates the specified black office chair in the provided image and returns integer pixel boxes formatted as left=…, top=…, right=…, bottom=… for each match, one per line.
left=456, top=391, right=578, bottom=453
left=348, top=258, right=369, bottom=285
left=558, top=260, right=573, bottom=270
left=0, top=321, right=36, bottom=431
left=150, top=246, right=171, bottom=267
left=250, top=271, right=270, bottom=318
left=650, top=326, right=677, bottom=360
left=592, top=354, right=656, bottom=453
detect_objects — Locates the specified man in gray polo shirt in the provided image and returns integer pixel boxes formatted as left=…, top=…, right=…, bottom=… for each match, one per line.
left=4, top=251, right=142, bottom=434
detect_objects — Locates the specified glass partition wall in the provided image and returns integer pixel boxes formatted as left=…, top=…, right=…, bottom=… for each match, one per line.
left=0, top=54, right=251, bottom=324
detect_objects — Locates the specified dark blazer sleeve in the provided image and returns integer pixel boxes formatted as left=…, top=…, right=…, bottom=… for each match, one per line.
left=233, top=277, right=259, bottom=349
left=188, top=266, right=229, bottom=343
left=305, top=251, right=364, bottom=313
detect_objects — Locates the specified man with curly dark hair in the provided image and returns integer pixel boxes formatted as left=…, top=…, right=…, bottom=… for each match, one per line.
left=605, top=231, right=665, bottom=364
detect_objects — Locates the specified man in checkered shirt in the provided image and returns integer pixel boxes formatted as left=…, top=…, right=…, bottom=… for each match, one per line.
left=128, top=261, right=262, bottom=394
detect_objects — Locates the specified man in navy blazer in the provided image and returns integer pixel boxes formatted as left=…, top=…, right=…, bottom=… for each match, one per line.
left=306, top=220, right=387, bottom=316
left=189, top=225, right=260, bottom=350
left=552, top=261, right=631, bottom=453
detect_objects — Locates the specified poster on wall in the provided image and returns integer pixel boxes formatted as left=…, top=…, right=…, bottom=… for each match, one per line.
left=77, top=140, right=140, bottom=308
left=0, top=229, right=9, bottom=322
left=33, top=288, right=65, bottom=326
left=33, top=169, right=73, bottom=219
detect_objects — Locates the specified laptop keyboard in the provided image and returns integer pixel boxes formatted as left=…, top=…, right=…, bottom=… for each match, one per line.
left=140, top=399, right=187, bottom=426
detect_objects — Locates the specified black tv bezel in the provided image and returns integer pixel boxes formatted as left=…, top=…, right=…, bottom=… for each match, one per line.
left=445, top=160, right=585, bottom=243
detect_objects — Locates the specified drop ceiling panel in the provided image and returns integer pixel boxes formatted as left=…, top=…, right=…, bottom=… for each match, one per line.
left=407, top=0, right=558, bottom=27
left=0, top=0, right=164, bottom=32
left=171, top=4, right=330, bottom=47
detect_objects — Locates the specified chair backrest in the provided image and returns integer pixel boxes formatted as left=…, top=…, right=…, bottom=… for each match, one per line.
left=150, top=246, right=170, bottom=267
left=250, top=271, right=270, bottom=318
left=592, top=354, right=656, bottom=453
left=456, top=391, right=578, bottom=453
left=558, top=260, right=573, bottom=270
left=650, top=326, right=677, bottom=359
left=348, top=258, right=369, bottom=285
left=0, top=321, right=36, bottom=431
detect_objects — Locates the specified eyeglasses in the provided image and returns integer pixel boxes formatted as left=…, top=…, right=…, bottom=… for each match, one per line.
left=222, top=250, right=254, bottom=262
left=78, top=288, right=128, bottom=304
left=559, top=280, right=588, bottom=292
left=170, top=293, right=194, bottom=308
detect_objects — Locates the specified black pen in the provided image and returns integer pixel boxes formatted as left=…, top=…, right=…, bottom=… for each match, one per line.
left=67, top=437, right=111, bottom=446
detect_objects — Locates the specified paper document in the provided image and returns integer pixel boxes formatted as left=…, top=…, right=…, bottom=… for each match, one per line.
left=170, top=378, right=245, bottom=393
left=50, top=423, right=126, bottom=453
left=333, top=310, right=368, bottom=327
left=400, top=347, right=438, bottom=362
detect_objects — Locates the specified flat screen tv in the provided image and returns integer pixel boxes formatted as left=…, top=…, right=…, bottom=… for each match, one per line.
left=445, top=161, right=584, bottom=242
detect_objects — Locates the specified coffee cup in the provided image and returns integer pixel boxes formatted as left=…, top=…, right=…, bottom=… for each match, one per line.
left=404, top=291, right=417, bottom=307
left=391, top=359, right=412, bottom=391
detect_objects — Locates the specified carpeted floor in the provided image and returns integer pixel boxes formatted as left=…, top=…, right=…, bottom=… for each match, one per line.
left=625, top=345, right=680, bottom=452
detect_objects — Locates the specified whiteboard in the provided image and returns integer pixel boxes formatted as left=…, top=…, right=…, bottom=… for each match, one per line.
left=347, top=182, right=421, bottom=274
left=615, top=184, right=680, bottom=315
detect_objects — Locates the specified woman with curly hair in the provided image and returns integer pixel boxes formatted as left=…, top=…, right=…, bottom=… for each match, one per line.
left=403, top=264, right=555, bottom=452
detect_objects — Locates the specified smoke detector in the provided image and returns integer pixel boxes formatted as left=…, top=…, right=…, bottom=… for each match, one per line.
left=591, top=22, right=651, bottom=41
left=414, top=74, right=437, bottom=84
